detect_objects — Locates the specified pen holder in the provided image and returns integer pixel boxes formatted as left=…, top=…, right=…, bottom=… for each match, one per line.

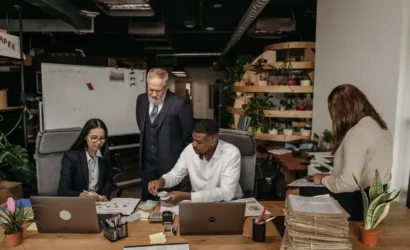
left=103, top=222, right=128, bottom=242
left=252, top=219, right=266, bottom=242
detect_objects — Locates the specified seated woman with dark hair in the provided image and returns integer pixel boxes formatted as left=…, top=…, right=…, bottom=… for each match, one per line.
left=58, top=118, right=113, bottom=201
left=287, top=84, right=393, bottom=221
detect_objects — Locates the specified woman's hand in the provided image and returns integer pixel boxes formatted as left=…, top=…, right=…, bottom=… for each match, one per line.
left=313, top=174, right=329, bottom=185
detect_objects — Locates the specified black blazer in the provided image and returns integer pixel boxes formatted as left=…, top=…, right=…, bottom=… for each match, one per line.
left=136, top=90, right=194, bottom=172
left=58, top=149, right=113, bottom=198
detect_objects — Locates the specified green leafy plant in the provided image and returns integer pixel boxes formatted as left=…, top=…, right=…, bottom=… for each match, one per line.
left=322, top=129, right=333, bottom=143
left=244, top=95, right=274, bottom=131
left=353, top=170, right=400, bottom=231
left=219, top=54, right=254, bottom=128
left=0, top=107, right=36, bottom=194
left=0, top=197, right=31, bottom=234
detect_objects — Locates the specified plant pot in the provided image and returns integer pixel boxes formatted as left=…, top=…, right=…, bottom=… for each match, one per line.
left=272, top=80, right=280, bottom=86
left=300, top=80, right=311, bottom=86
left=360, top=226, right=380, bottom=247
left=286, top=79, right=296, bottom=86
left=268, top=129, right=278, bottom=135
left=295, top=105, right=305, bottom=111
left=283, top=129, right=293, bottom=136
left=5, top=231, right=23, bottom=248
left=257, top=80, right=267, bottom=86
left=255, top=128, right=263, bottom=133
left=324, top=142, right=332, bottom=151
left=248, top=126, right=255, bottom=132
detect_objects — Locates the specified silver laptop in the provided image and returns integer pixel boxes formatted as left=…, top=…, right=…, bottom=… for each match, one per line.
left=179, top=202, right=246, bottom=235
left=31, top=196, right=101, bottom=234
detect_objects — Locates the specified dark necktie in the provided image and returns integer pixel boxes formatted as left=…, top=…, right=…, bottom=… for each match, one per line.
left=150, top=104, right=159, bottom=123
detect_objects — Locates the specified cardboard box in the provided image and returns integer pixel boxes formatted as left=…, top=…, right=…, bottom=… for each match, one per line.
left=0, top=181, right=23, bottom=204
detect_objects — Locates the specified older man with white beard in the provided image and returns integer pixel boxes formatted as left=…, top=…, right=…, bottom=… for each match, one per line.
left=136, top=68, right=194, bottom=200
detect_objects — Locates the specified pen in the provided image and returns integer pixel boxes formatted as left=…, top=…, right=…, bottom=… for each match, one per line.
left=262, top=216, right=276, bottom=224
left=256, top=208, right=266, bottom=224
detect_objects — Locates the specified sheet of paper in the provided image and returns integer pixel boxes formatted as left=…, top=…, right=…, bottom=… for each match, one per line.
left=124, top=243, right=190, bottom=250
left=288, top=194, right=343, bottom=214
left=27, top=222, right=38, bottom=231
left=287, top=178, right=324, bottom=187
left=96, top=198, right=140, bottom=215
left=232, top=198, right=271, bottom=217
left=268, top=149, right=292, bottom=155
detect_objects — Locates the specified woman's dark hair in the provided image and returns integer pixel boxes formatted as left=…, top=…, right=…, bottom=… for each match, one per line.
left=328, top=84, right=387, bottom=154
left=70, top=118, right=109, bottom=153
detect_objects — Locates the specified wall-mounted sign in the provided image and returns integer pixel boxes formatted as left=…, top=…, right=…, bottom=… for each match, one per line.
left=0, top=33, right=24, bottom=60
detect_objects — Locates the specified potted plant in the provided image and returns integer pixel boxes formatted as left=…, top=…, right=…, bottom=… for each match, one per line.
left=244, top=95, right=266, bottom=133
left=0, top=197, right=32, bottom=247
left=322, top=129, right=333, bottom=151
left=0, top=108, right=37, bottom=195
left=251, top=58, right=272, bottom=86
left=353, top=170, right=400, bottom=247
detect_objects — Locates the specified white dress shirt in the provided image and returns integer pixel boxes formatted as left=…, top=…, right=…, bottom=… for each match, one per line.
left=86, top=150, right=102, bottom=191
left=161, top=139, right=243, bottom=202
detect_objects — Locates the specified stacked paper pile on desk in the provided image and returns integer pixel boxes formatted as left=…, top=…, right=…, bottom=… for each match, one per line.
left=281, top=195, right=352, bottom=250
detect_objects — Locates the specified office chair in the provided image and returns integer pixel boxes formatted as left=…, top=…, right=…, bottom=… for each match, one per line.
left=35, top=128, right=82, bottom=196
left=237, top=115, right=252, bottom=131
left=219, top=128, right=256, bottom=198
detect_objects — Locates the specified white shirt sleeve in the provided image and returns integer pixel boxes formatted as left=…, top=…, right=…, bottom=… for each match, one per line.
left=190, top=149, right=241, bottom=202
left=322, top=130, right=369, bottom=193
left=161, top=150, right=189, bottom=188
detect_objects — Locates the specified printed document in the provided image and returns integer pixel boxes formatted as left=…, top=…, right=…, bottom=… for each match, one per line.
left=96, top=198, right=140, bottom=215
left=288, top=194, right=343, bottom=214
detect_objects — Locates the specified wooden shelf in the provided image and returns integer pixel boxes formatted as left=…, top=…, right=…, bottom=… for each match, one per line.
left=264, top=42, right=316, bottom=51
left=264, top=110, right=313, bottom=118
left=27, top=138, right=36, bottom=144
left=243, top=61, right=314, bottom=71
left=0, top=107, right=22, bottom=112
left=255, top=132, right=311, bottom=142
left=233, top=85, right=313, bottom=93
left=228, top=107, right=313, bottom=118
left=29, top=109, right=39, bottom=114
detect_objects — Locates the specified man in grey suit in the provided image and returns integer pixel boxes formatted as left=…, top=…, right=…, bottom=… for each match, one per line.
left=136, top=68, right=194, bottom=200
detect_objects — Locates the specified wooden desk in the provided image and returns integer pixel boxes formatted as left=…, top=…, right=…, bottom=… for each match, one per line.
left=4, top=201, right=410, bottom=250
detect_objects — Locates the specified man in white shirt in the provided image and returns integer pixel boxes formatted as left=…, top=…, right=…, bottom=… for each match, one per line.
left=148, top=119, right=243, bottom=204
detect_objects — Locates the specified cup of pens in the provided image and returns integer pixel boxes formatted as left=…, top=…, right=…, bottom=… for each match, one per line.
left=252, top=218, right=266, bottom=242
left=101, top=213, right=128, bottom=242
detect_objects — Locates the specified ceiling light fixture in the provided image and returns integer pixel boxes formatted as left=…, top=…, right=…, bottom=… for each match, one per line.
left=172, top=66, right=186, bottom=74
left=213, top=4, right=222, bottom=8
left=205, top=27, right=214, bottom=31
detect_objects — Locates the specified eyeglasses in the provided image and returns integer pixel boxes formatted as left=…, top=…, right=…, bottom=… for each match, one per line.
left=89, top=136, right=106, bottom=143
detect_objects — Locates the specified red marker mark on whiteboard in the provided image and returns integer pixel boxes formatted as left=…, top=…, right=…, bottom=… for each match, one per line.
left=86, top=83, right=94, bottom=91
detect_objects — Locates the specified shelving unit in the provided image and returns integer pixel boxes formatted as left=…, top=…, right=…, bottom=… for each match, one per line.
left=232, top=41, right=315, bottom=142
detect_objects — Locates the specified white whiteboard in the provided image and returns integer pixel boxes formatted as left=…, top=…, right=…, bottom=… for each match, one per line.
left=41, top=63, right=146, bottom=135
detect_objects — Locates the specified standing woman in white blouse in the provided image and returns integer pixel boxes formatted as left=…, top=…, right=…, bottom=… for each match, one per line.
left=58, top=119, right=113, bottom=201
left=288, top=84, right=393, bottom=220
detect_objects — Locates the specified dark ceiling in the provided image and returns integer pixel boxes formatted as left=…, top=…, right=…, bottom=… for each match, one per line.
left=0, top=0, right=317, bottom=66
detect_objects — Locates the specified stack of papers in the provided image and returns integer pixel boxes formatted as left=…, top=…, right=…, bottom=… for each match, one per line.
left=96, top=198, right=140, bottom=215
left=232, top=198, right=271, bottom=217
left=268, top=149, right=292, bottom=155
left=281, top=195, right=352, bottom=250
left=287, top=178, right=324, bottom=188
left=149, top=232, right=167, bottom=244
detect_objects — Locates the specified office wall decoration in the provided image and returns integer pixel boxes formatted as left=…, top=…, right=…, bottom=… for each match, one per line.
left=41, top=63, right=146, bottom=135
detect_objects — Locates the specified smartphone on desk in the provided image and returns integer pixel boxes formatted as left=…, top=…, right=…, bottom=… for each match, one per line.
left=272, top=216, right=286, bottom=238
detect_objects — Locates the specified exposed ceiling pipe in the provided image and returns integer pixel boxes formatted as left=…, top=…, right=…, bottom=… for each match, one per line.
left=0, top=19, right=87, bottom=32
left=220, top=0, right=271, bottom=57
left=156, top=53, right=221, bottom=57
left=24, top=0, right=97, bottom=30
